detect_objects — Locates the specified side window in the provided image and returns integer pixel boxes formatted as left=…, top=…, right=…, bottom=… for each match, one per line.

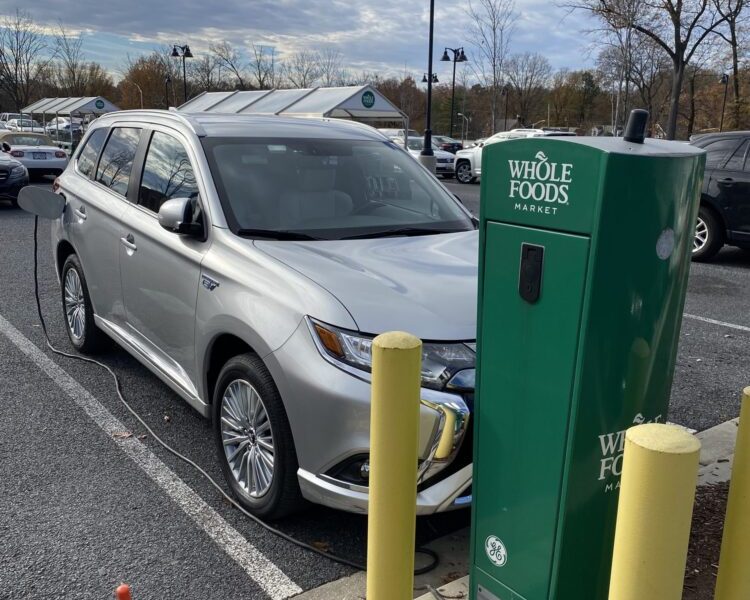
left=76, top=129, right=108, bottom=179
left=724, top=140, right=748, bottom=171
left=702, top=138, right=742, bottom=169
left=95, top=127, right=141, bottom=197
left=138, top=131, right=199, bottom=213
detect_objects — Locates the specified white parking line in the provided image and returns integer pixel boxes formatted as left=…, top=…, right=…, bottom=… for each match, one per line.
left=0, top=313, right=302, bottom=600
left=684, top=313, right=750, bottom=333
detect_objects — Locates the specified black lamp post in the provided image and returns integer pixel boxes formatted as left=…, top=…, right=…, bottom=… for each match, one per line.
left=440, top=47, right=468, bottom=138
left=720, top=73, right=729, bottom=133
left=171, top=44, right=193, bottom=104
left=502, top=84, right=510, bottom=131
left=420, top=0, right=436, bottom=170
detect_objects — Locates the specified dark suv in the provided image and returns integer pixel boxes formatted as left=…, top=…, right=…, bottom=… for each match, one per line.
left=690, top=132, right=750, bottom=260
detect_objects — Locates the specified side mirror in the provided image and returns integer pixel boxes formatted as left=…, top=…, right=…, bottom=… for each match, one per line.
left=2, top=142, right=10, bottom=152
left=158, top=197, right=202, bottom=237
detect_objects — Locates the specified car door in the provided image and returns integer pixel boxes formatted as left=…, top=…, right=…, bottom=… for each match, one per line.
left=704, top=138, right=750, bottom=243
left=65, top=126, right=141, bottom=326
left=119, top=127, right=208, bottom=399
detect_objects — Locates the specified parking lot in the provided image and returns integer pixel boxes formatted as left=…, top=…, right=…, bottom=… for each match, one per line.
left=1, top=181, right=749, bottom=598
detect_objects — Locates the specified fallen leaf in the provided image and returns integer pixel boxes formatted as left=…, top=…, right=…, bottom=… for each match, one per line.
left=113, top=432, right=132, bottom=439
left=163, top=415, right=171, bottom=423
left=311, top=540, right=331, bottom=552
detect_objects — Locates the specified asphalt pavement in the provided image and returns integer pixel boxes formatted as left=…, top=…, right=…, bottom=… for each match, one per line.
left=1, top=181, right=748, bottom=598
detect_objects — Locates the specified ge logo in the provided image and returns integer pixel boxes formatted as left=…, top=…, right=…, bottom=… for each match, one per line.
left=485, top=535, right=508, bottom=567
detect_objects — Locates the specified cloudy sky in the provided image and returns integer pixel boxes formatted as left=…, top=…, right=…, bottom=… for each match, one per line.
left=0, top=0, right=598, bottom=80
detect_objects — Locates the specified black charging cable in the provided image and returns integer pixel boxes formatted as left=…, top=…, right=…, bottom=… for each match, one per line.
left=32, top=216, right=439, bottom=577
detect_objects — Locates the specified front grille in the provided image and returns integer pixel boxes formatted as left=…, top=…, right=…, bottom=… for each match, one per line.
left=437, top=158, right=453, bottom=163
left=0, top=169, right=8, bottom=181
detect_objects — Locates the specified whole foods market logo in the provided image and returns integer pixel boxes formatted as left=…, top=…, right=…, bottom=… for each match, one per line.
left=508, top=151, right=572, bottom=216
left=95, top=99, right=105, bottom=109
left=598, top=412, right=663, bottom=493
left=361, top=91, right=375, bottom=108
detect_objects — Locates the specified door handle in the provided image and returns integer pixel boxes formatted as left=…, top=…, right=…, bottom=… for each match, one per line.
left=718, top=177, right=735, bottom=185
left=120, top=233, right=137, bottom=252
left=74, top=206, right=87, bottom=221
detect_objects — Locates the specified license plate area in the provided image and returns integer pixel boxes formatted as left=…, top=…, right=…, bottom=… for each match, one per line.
left=32, top=152, right=46, bottom=160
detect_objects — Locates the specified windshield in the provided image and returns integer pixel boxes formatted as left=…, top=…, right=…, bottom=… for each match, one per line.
left=17, top=120, right=38, bottom=127
left=202, top=137, right=474, bottom=240
left=9, top=134, right=52, bottom=146
left=405, top=138, right=439, bottom=151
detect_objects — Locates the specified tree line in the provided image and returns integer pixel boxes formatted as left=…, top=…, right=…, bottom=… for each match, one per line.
left=0, top=1, right=747, bottom=140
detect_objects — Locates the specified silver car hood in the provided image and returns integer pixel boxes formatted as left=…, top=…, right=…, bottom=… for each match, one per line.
left=255, top=231, right=478, bottom=341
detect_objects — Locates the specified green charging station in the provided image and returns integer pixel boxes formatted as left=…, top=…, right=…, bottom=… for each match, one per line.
left=470, top=115, right=706, bottom=600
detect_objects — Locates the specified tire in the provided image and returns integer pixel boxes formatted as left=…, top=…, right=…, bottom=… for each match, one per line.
left=213, top=353, right=304, bottom=520
left=692, top=206, right=723, bottom=262
left=455, top=160, right=475, bottom=184
left=60, top=254, right=107, bottom=353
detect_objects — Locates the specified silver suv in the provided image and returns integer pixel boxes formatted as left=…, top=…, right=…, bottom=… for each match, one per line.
left=52, top=110, right=478, bottom=518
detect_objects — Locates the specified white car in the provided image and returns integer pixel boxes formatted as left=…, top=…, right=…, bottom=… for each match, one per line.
left=398, top=137, right=456, bottom=178
left=6, top=118, right=45, bottom=133
left=45, top=117, right=83, bottom=135
left=453, top=128, right=575, bottom=184
left=0, top=131, right=68, bottom=177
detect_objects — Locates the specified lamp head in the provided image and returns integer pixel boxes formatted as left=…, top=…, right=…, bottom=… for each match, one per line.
left=441, top=50, right=451, bottom=62
left=183, top=45, right=193, bottom=58
left=171, top=46, right=180, bottom=58
left=458, top=49, right=468, bottom=62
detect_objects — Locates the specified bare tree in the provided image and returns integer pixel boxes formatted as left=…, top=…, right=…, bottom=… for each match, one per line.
left=505, top=52, right=552, bottom=125
left=189, top=54, right=223, bottom=92
left=0, top=10, right=49, bottom=111
left=318, top=47, right=344, bottom=87
left=567, top=0, right=734, bottom=139
left=714, top=0, right=746, bottom=127
left=249, top=44, right=278, bottom=89
left=283, top=50, right=321, bottom=88
left=54, top=24, right=89, bottom=95
left=210, top=41, right=248, bottom=89
left=466, top=0, right=516, bottom=132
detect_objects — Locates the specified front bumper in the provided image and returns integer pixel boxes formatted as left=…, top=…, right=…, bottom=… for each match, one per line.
left=436, top=161, right=456, bottom=174
left=264, top=319, right=473, bottom=514
left=0, top=173, right=29, bottom=199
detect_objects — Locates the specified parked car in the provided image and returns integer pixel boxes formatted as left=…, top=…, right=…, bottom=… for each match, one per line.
left=6, top=118, right=45, bottom=133
left=0, top=131, right=69, bottom=178
left=45, top=117, right=83, bottom=136
left=51, top=111, right=477, bottom=519
left=690, top=131, right=750, bottom=260
left=377, top=127, right=420, bottom=139
left=0, top=152, right=29, bottom=206
left=0, top=112, right=22, bottom=123
left=454, top=130, right=530, bottom=184
left=398, top=137, right=456, bottom=178
left=432, top=135, right=463, bottom=154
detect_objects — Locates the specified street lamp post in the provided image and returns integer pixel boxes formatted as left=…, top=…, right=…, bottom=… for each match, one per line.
left=171, top=44, right=193, bottom=104
left=440, top=47, right=468, bottom=138
left=457, top=112, right=470, bottom=145
left=419, top=0, right=436, bottom=173
left=164, top=76, right=172, bottom=108
left=720, top=73, right=729, bottom=133
left=123, top=79, right=143, bottom=109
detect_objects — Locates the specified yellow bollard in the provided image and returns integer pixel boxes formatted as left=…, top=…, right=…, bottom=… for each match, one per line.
left=608, top=423, right=701, bottom=600
left=715, top=387, right=750, bottom=600
left=366, top=331, right=422, bottom=600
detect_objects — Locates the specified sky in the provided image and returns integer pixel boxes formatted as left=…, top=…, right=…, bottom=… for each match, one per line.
left=0, top=0, right=598, bottom=81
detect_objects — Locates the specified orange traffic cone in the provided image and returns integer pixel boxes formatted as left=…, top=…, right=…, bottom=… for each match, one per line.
left=115, top=584, right=131, bottom=600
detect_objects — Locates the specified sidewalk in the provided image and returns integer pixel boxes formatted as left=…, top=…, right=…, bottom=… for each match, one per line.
left=297, top=417, right=739, bottom=600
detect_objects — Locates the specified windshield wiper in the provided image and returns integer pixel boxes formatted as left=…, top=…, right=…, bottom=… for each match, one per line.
left=235, top=228, right=322, bottom=241
left=341, top=227, right=458, bottom=240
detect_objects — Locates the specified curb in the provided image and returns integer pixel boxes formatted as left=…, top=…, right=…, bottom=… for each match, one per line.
left=298, top=417, right=739, bottom=600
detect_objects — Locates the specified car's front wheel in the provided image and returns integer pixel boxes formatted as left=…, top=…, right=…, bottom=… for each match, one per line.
left=213, top=353, right=303, bottom=520
left=60, top=254, right=107, bottom=353
left=455, top=160, right=475, bottom=184
left=692, top=206, right=723, bottom=261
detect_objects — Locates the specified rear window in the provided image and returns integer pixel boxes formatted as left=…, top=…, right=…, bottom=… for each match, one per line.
left=95, top=128, right=141, bottom=197
left=10, top=134, right=53, bottom=146
left=76, top=128, right=108, bottom=179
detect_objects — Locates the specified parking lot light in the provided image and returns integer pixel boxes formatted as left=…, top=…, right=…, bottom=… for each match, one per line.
left=441, top=47, right=468, bottom=138
left=172, top=44, right=193, bottom=104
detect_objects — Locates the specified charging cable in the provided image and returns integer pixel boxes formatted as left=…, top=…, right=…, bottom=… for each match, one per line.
left=32, top=216, right=439, bottom=576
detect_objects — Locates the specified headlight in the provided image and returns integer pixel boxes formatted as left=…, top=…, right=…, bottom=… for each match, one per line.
left=309, top=318, right=475, bottom=390
left=10, top=165, right=26, bottom=177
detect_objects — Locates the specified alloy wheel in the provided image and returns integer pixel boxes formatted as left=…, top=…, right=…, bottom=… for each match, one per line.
left=456, top=163, right=472, bottom=183
left=63, top=268, right=86, bottom=340
left=220, top=379, right=275, bottom=498
left=693, top=216, right=708, bottom=254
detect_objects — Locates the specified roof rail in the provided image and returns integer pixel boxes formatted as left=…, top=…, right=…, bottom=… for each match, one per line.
left=100, top=108, right=207, bottom=136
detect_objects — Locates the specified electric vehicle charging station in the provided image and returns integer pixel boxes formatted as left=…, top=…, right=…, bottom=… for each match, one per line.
left=470, top=112, right=706, bottom=600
